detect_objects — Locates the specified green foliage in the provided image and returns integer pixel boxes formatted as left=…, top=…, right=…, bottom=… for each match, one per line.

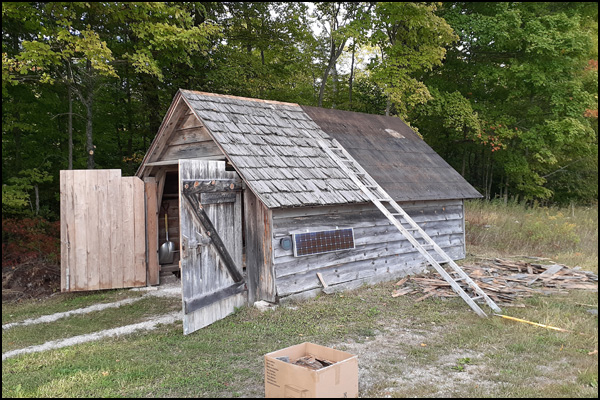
left=411, top=2, right=598, bottom=203
left=368, top=2, right=457, bottom=118
left=1, top=1, right=598, bottom=222
left=2, top=166, right=53, bottom=217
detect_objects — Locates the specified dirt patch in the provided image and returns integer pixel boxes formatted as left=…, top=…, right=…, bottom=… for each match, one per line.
left=334, top=320, right=498, bottom=397
left=2, top=258, right=60, bottom=302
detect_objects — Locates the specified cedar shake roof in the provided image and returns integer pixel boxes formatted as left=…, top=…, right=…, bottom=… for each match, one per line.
left=180, top=90, right=369, bottom=208
left=138, top=89, right=482, bottom=209
left=301, top=106, right=483, bottom=202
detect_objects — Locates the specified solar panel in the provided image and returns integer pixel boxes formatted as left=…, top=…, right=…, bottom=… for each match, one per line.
left=292, top=228, right=355, bottom=257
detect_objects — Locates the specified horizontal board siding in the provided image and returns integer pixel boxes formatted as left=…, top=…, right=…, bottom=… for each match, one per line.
left=275, top=233, right=464, bottom=278
left=162, top=140, right=223, bottom=160
left=271, top=199, right=465, bottom=298
left=276, top=245, right=465, bottom=297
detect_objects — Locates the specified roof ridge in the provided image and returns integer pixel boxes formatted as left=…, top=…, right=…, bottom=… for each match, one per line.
left=179, top=89, right=300, bottom=107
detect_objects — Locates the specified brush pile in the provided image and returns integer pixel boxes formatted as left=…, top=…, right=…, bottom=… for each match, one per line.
left=391, top=258, right=598, bottom=306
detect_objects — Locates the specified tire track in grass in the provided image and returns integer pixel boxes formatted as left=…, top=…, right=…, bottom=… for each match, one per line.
left=3, top=284, right=181, bottom=331
left=2, top=311, right=182, bottom=361
left=2, top=297, right=145, bottom=331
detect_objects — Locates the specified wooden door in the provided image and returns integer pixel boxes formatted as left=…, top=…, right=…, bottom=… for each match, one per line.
left=60, top=170, right=158, bottom=291
left=179, top=159, right=246, bottom=335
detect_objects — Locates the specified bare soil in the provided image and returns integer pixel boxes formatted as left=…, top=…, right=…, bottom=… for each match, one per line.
left=2, top=258, right=60, bottom=302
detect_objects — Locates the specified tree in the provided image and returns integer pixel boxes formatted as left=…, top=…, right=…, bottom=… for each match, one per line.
left=368, top=2, right=456, bottom=118
left=411, top=2, right=598, bottom=203
left=4, top=2, right=219, bottom=169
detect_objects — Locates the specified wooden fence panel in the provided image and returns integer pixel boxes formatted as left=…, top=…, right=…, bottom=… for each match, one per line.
left=60, top=170, right=149, bottom=292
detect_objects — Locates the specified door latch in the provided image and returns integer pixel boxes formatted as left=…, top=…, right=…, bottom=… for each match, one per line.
left=182, top=231, right=211, bottom=256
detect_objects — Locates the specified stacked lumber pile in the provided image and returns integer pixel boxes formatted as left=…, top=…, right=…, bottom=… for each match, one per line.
left=391, top=258, right=598, bottom=306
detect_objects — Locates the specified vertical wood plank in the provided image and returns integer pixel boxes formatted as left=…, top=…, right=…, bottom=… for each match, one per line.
left=86, top=170, right=100, bottom=290
left=108, top=170, right=123, bottom=289
left=97, top=170, right=112, bottom=289
left=133, top=177, right=147, bottom=286
left=72, top=171, right=87, bottom=291
left=244, top=189, right=275, bottom=303
left=179, top=159, right=246, bottom=335
left=156, top=168, right=166, bottom=208
left=60, top=170, right=74, bottom=291
left=60, top=170, right=67, bottom=291
left=121, top=177, right=135, bottom=287
left=66, top=171, right=77, bottom=291
left=233, top=191, right=243, bottom=272
left=145, top=178, right=159, bottom=286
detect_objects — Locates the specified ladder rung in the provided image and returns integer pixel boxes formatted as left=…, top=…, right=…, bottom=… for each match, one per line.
left=376, top=198, right=392, bottom=202
left=470, top=295, right=483, bottom=301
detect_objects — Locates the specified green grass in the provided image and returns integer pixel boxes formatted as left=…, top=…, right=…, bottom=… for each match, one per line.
left=2, top=296, right=181, bottom=353
left=2, top=202, right=598, bottom=398
left=465, top=200, right=598, bottom=273
left=2, top=289, right=147, bottom=325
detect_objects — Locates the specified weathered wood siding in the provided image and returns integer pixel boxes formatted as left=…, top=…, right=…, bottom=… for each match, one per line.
left=244, top=189, right=276, bottom=303
left=60, top=170, right=147, bottom=292
left=144, top=177, right=160, bottom=285
left=179, top=160, right=245, bottom=334
left=271, top=199, right=465, bottom=301
left=154, top=108, right=223, bottom=163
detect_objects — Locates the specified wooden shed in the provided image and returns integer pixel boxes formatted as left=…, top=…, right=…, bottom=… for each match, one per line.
left=60, top=89, right=482, bottom=334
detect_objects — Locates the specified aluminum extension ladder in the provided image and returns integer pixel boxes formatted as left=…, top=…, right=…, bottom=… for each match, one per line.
left=317, top=137, right=502, bottom=317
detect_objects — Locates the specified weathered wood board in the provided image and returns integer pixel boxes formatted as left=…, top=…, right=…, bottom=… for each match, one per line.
left=60, top=170, right=148, bottom=291
left=178, top=159, right=245, bottom=335
left=271, top=199, right=466, bottom=299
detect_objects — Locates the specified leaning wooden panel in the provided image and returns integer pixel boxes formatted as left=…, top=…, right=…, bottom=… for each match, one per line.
left=108, top=170, right=124, bottom=289
left=72, top=171, right=88, bottom=291
left=120, top=177, right=136, bottom=288
left=85, top=170, right=100, bottom=291
left=97, top=170, right=112, bottom=290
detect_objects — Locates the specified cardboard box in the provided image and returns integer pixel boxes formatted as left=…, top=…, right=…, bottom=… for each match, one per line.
left=264, top=342, right=358, bottom=398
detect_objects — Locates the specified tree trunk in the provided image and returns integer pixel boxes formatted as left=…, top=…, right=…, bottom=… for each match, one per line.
left=318, top=34, right=347, bottom=107
left=385, top=95, right=391, bottom=116
left=461, top=147, right=467, bottom=177
left=349, top=41, right=355, bottom=109
left=13, top=111, right=22, bottom=172
left=143, top=75, right=162, bottom=140
left=68, top=86, right=73, bottom=170
left=487, top=162, right=494, bottom=200
left=331, top=63, right=338, bottom=109
left=126, top=75, right=133, bottom=174
left=34, top=184, right=39, bottom=215
left=318, top=61, right=334, bottom=108
left=85, top=95, right=94, bottom=169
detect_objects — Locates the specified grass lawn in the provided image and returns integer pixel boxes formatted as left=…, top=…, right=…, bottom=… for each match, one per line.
left=2, top=201, right=597, bottom=397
